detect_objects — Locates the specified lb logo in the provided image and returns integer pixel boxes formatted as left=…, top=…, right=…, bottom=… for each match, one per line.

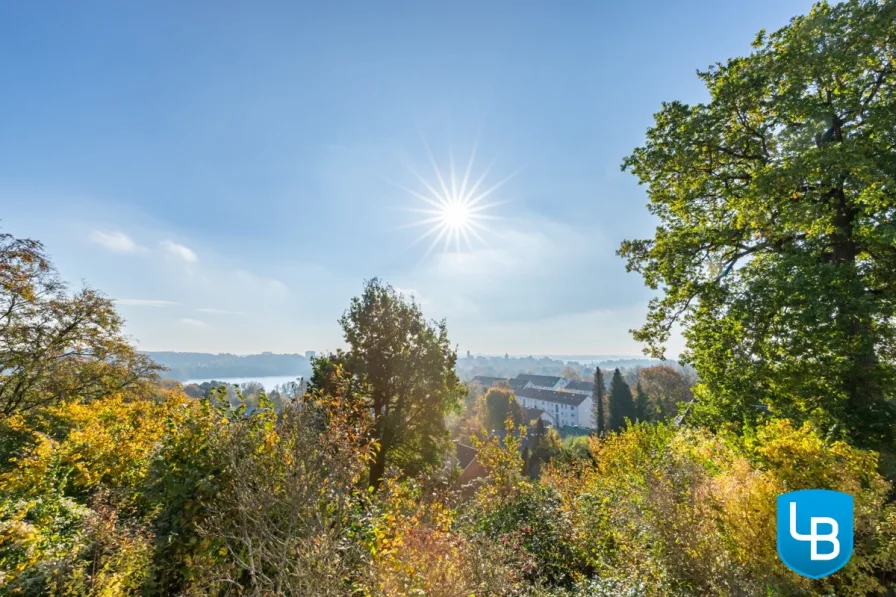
left=777, top=489, right=853, bottom=579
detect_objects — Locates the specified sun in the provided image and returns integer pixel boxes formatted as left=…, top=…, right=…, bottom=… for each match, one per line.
left=441, top=199, right=471, bottom=229
left=388, top=139, right=518, bottom=257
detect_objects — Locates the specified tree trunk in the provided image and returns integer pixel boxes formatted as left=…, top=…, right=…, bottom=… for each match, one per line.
left=369, top=446, right=386, bottom=490
left=829, top=185, right=887, bottom=445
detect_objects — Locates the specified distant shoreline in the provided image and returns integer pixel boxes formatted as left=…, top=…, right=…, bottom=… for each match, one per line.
left=182, top=375, right=304, bottom=390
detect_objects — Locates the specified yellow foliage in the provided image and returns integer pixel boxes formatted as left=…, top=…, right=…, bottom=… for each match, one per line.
left=368, top=479, right=471, bottom=597
left=0, top=392, right=191, bottom=593
left=1, top=393, right=188, bottom=499
left=471, top=416, right=528, bottom=505
left=543, top=421, right=896, bottom=596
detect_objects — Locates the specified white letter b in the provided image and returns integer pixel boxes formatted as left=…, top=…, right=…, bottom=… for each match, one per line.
left=790, top=502, right=840, bottom=561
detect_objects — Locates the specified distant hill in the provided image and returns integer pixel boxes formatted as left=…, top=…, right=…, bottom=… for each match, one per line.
left=145, top=352, right=313, bottom=381
left=146, top=350, right=678, bottom=384
left=455, top=354, right=674, bottom=382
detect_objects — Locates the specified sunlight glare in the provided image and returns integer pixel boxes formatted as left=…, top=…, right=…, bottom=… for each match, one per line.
left=442, top=200, right=471, bottom=229
left=389, top=139, right=518, bottom=258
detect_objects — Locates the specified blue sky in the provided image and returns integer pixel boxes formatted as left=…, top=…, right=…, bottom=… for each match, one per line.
left=0, top=0, right=813, bottom=356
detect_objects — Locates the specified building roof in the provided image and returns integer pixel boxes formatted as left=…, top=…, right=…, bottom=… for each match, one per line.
left=515, top=374, right=562, bottom=388
left=471, top=375, right=508, bottom=387
left=509, top=378, right=529, bottom=392
left=524, top=407, right=554, bottom=423
left=515, top=386, right=589, bottom=406
left=454, top=442, right=479, bottom=470
left=564, top=380, right=594, bottom=392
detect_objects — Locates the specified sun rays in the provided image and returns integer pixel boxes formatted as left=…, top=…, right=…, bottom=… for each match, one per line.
left=387, top=138, right=519, bottom=258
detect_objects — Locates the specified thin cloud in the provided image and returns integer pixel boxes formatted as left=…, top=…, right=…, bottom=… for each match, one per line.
left=161, top=240, right=198, bottom=263
left=196, top=308, right=242, bottom=315
left=233, top=269, right=288, bottom=298
left=116, top=298, right=177, bottom=307
left=89, top=230, right=141, bottom=253
left=404, top=213, right=644, bottom=323
left=180, top=317, right=207, bottom=327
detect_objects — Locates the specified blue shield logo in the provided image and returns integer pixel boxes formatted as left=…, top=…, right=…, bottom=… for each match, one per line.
left=777, top=489, right=853, bottom=578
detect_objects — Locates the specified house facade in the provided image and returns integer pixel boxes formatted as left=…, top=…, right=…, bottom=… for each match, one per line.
left=469, top=374, right=597, bottom=429
left=515, top=387, right=593, bottom=429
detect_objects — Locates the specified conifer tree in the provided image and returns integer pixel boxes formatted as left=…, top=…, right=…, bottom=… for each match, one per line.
left=591, top=367, right=605, bottom=434
left=607, top=368, right=635, bottom=432
left=634, top=381, right=650, bottom=422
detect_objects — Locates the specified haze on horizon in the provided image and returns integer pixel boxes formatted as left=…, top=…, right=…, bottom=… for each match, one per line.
left=0, top=0, right=814, bottom=358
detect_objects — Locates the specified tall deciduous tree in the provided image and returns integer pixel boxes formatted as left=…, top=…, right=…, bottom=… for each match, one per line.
left=607, top=368, right=635, bottom=432
left=560, top=365, right=583, bottom=381
left=312, top=278, right=463, bottom=488
left=638, top=365, right=693, bottom=421
left=619, top=0, right=896, bottom=448
left=0, top=232, right=160, bottom=417
left=480, top=387, right=524, bottom=432
left=591, top=367, right=606, bottom=434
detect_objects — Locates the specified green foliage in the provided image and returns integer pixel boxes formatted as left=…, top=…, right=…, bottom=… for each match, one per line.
left=481, top=387, right=525, bottom=432
left=464, top=419, right=587, bottom=589
left=524, top=423, right=567, bottom=478
left=141, top=395, right=226, bottom=595
left=633, top=382, right=649, bottom=422
left=591, top=367, right=606, bottom=435
left=0, top=393, right=186, bottom=595
left=544, top=421, right=896, bottom=596
left=314, top=278, right=464, bottom=488
left=618, top=0, right=896, bottom=448
left=463, top=480, right=588, bottom=589
left=188, top=373, right=376, bottom=595
left=559, top=436, right=594, bottom=464
left=607, top=369, right=635, bottom=431
left=7, top=7, right=896, bottom=588
left=637, top=365, right=692, bottom=421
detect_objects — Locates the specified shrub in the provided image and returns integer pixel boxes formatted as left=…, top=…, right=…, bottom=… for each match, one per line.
left=0, top=394, right=185, bottom=594
left=543, top=421, right=896, bottom=596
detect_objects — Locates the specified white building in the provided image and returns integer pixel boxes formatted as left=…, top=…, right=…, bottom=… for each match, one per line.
left=562, top=380, right=594, bottom=396
left=515, top=386, right=594, bottom=429
left=468, top=374, right=597, bottom=429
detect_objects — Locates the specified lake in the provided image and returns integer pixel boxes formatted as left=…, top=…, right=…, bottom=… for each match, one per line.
left=182, top=375, right=305, bottom=390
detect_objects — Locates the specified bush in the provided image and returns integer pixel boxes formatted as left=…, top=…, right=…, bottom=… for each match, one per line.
left=0, top=394, right=185, bottom=595
left=543, top=421, right=896, bottom=596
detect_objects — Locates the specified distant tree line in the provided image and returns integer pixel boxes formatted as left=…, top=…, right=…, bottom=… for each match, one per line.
left=147, top=351, right=313, bottom=381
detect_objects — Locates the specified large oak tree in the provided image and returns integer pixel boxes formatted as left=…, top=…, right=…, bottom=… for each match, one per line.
left=619, top=0, right=896, bottom=447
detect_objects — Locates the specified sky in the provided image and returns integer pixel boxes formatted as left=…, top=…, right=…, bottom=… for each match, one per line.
left=0, top=0, right=815, bottom=357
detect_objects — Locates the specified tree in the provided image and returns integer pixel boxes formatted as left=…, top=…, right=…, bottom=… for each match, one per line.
left=607, top=368, right=635, bottom=432
left=634, top=382, right=650, bottom=422
left=622, top=366, right=641, bottom=391
left=239, top=380, right=265, bottom=410
left=591, top=367, right=606, bottom=434
left=276, top=379, right=306, bottom=402
left=560, top=365, right=582, bottom=381
left=480, top=387, right=524, bottom=432
left=0, top=232, right=160, bottom=417
left=523, top=423, right=564, bottom=478
left=618, top=0, right=896, bottom=448
left=639, top=365, right=693, bottom=421
left=182, top=383, right=204, bottom=399
left=312, top=278, right=463, bottom=488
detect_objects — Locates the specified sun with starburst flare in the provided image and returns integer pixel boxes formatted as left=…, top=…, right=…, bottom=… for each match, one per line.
left=389, top=140, right=519, bottom=258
